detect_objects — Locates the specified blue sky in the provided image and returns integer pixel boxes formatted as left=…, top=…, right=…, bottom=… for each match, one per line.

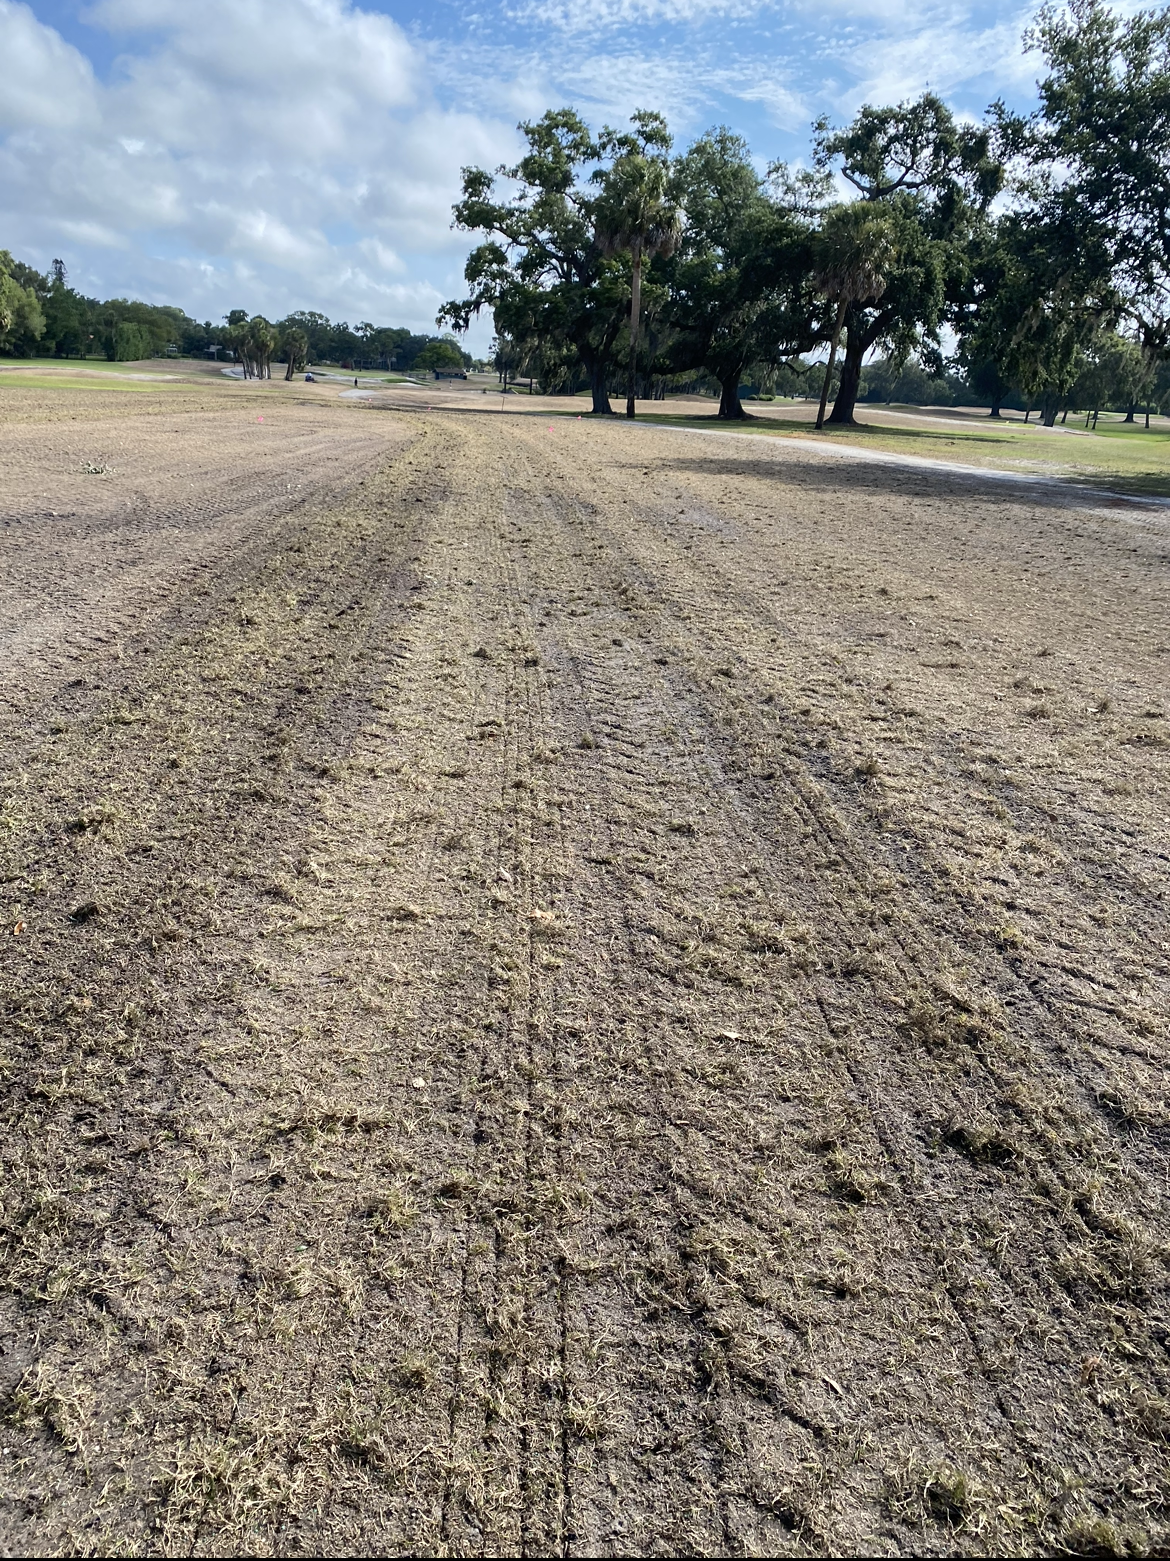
left=1, top=0, right=1049, bottom=349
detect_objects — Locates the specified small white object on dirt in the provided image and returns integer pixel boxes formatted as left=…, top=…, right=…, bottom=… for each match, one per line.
left=410, top=1077, right=426, bottom=1089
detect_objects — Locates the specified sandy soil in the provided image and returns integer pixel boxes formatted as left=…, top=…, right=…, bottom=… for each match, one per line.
left=0, top=386, right=1168, bottom=1557
left=0, top=399, right=401, bottom=716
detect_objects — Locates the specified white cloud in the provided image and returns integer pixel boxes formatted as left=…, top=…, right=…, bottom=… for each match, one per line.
left=0, top=0, right=518, bottom=341
left=503, top=0, right=760, bottom=31
left=358, top=238, right=406, bottom=275
left=430, top=0, right=1040, bottom=150
left=0, top=0, right=98, bottom=130
left=831, top=4, right=1041, bottom=112
left=89, top=0, right=416, bottom=102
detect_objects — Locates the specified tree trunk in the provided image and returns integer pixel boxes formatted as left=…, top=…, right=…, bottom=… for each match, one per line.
left=1042, top=393, right=1058, bottom=427
left=1092, top=407, right=1099, bottom=429
left=989, top=392, right=1002, bottom=419
left=589, top=357, right=613, bottom=416
left=1060, top=406, right=1069, bottom=424
left=816, top=299, right=847, bottom=430
left=1146, top=403, right=1151, bottom=430
left=626, top=249, right=642, bottom=420
left=1124, top=402, right=1135, bottom=422
left=717, top=368, right=749, bottom=419
left=285, top=357, right=294, bottom=381
left=826, top=323, right=864, bottom=426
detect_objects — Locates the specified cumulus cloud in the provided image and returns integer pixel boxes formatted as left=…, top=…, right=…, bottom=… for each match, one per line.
left=0, top=0, right=98, bottom=131
left=0, top=0, right=516, bottom=337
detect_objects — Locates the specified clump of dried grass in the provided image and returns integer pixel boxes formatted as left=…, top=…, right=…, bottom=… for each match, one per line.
left=884, top=1454, right=986, bottom=1532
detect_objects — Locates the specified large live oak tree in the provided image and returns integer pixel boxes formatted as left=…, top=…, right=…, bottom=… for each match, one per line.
left=440, top=109, right=670, bottom=415
left=813, top=95, right=1002, bottom=425
left=953, top=208, right=1116, bottom=424
left=1016, top=0, right=1170, bottom=357
left=657, top=130, right=821, bottom=419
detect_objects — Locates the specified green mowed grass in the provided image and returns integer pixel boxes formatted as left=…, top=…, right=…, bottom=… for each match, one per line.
left=0, top=374, right=184, bottom=393
left=0, top=358, right=190, bottom=375
left=627, top=403, right=1170, bottom=499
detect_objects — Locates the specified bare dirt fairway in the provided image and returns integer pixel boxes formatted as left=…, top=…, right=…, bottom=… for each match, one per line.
left=1, top=379, right=1168, bottom=1556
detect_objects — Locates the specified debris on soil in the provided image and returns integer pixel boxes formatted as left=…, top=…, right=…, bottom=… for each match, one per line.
left=1, top=384, right=1168, bottom=1555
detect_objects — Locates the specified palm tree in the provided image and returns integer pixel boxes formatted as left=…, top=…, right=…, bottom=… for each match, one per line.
left=595, top=153, right=681, bottom=418
left=224, top=320, right=251, bottom=376
left=812, top=205, right=896, bottom=430
left=281, top=326, right=309, bottom=380
left=247, top=316, right=278, bottom=380
left=223, top=310, right=253, bottom=377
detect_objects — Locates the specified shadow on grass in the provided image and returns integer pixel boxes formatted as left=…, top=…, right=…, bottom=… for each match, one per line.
left=632, top=413, right=1170, bottom=499
left=638, top=410, right=1050, bottom=449
left=633, top=446, right=1170, bottom=511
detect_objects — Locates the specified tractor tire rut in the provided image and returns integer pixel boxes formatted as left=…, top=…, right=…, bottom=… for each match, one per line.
left=1, top=405, right=1167, bottom=1556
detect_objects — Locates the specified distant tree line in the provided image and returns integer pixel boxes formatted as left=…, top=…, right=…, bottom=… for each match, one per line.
left=0, top=254, right=474, bottom=377
left=442, top=0, right=1170, bottom=425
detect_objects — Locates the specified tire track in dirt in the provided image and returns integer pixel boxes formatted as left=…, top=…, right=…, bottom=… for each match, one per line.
left=426, top=451, right=586, bottom=1558
left=485, top=522, right=575, bottom=1558
left=529, top=427, right=1167, bottom=1190
left=604, top=432, right=1169, bottom=1434
left=592, top=452, right=1165, bottom=1104
left=0, top=419, right=462, bottom=1553
left=599, top=461, right=1170, bottom=1338
left=175, top=428, right=538, bottom=1555
left=489, top=416, right=1170, bottom=1553
left=489, top=447, right=999, bottom=1552
left=2, top=406, right=1167, bottom=1556
left=0, top=403, right=397, bottom=734
left=185, top=424, right=583, bottom=1555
